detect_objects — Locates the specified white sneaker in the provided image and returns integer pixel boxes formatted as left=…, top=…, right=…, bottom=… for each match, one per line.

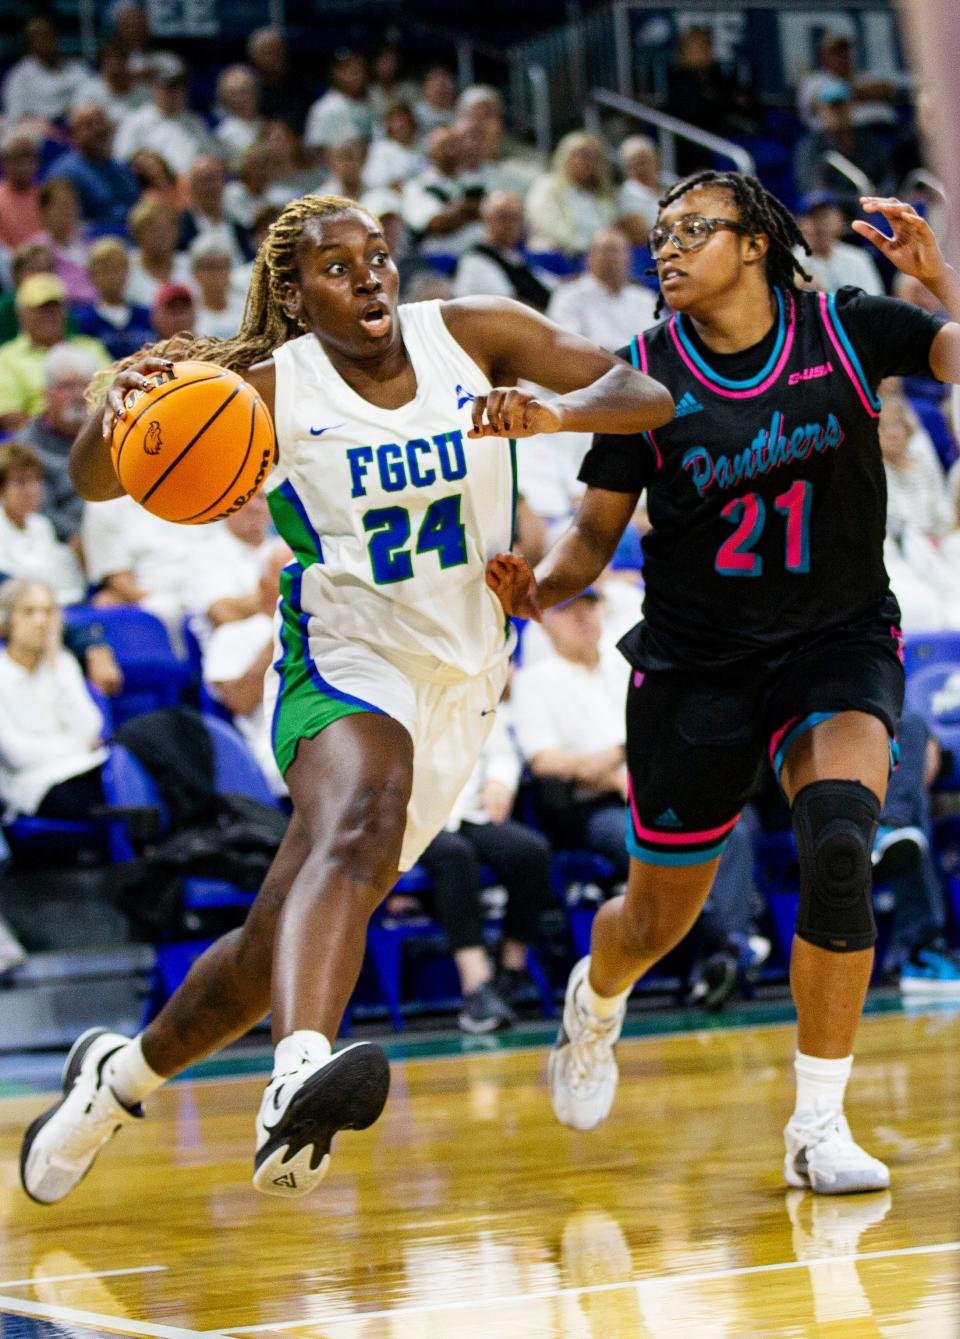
left=548, top=957, right=625, bottom=1132
left=20, top=1029, right=142, bottom=1205
left=784, top=1110, right=890, bottom=1195
left=253, top=1041, right=390, bottom=1197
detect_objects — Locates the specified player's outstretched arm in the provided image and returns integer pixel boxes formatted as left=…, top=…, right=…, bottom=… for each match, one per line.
left=853, top=196, right=960, bottom=383
left=69, top=355, right=175, bottom=501
left=536, top=486, right=641, bottom=611
left=444, top=296, right=673, bottom=438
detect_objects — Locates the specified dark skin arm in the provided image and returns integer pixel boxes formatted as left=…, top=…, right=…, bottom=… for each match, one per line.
left=442, top=296, right=674, bottom=438
left=69, top=356, right=277, bottom=503
left=486, top=487, right=640, bottom=621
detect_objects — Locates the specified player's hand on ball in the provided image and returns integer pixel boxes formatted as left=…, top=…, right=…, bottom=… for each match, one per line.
left=469, top=387, right=562, bottom=438
left=102, top=356, right=175, bottom=439
left=485, top=551, right=542, bottom=622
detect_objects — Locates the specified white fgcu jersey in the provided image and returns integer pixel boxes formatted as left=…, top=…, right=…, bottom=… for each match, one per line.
left=267, top=300, right=517, bottom=678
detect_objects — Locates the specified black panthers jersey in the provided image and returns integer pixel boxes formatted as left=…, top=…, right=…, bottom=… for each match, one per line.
left=579, top=286, right=946, bottom=671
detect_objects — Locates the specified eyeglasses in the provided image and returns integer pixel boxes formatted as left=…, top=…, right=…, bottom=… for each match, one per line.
left=647, top=215, right=749, bottom=258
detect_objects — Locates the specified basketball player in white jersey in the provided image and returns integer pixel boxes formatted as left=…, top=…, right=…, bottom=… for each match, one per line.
left=20, top=195, right=673, bottom=1202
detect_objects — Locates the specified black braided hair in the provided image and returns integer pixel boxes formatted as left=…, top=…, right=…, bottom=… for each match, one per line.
left=651, top=170, right=812, bottom=318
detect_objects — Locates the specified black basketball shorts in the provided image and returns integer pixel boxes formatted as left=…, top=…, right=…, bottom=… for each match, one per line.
left=624, top=596, right=905, bottom=867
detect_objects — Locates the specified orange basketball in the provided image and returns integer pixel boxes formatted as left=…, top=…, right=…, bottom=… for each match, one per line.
left=111, top=360, right=277, bottom=525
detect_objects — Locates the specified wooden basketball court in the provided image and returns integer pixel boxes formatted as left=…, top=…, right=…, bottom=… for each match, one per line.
left=2, top=1005, right=958, bottom=1337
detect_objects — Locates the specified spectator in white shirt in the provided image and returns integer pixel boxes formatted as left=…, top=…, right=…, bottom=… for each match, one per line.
left=125, top=198, right=192, bottom=310
left=185, top=493, right=274, bottom=644
left=0, top=443, right=84, bottom=604
left=546, top=228, right=657, bottom=351
left=189, top=237, right=244, bottom=340
left=70, top=40, right=148, bottom=128
left=413, top=66, right=458, bottom=140
left=319, top=138, right=370, bottom=202
left=202, top=541, right=290, bottom=798
left=181, top=155, right=247, bottom=267
left=304, top=50, right=374, bottom=157
left=2, top=16, right=90, bottom=129
left=796, top=195, right=884, bottom=296
left=113, top=60, right=215, bottom=177
left=402, top=125, right=483, bottom=258
left=880, top=391, right=953, bottom=539
left=364, top=102, right=423, bottom=190
left=82, top=493, right=213, bottom=645
left=512, top=588, right=630, bottom=878
left=213, top=65, right=263, bottom=168
left=525, top=131, right=617, bottom=257
left=454, top=85, right=540, bottom=200
left=0, top=578, right=108, bottom=821
left=796, top=30, right=902, bottom=134
left=453, top=189, right=552, bottom=309
left=615, top=136, right=663, bottom=245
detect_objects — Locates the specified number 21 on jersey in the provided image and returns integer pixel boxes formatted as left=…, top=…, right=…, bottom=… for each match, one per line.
left=715, top=479, right=812, bottom=577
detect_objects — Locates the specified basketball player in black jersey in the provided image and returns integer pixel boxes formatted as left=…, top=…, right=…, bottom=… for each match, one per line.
left=489, top=175, right=960, bottom=1194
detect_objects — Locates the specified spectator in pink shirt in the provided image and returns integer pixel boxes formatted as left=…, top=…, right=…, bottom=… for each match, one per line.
left=0, top=128, right=43, bottom=251
left=31, top=178, right=95, bottom=305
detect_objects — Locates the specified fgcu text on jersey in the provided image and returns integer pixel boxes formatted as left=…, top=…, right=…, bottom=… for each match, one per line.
left=578, top=286, right=947, bottom=668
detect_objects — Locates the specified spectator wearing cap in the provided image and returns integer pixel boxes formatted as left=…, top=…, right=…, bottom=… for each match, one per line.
left=795, top=193, right=884, bottom=295
left=0, top=444, right=85, bottom=605
left=364, top=102, right=423, bottom=191
left=31, top=179, right=95, bottom=305
left=45, top=103, right=140, bottom=230
left=0, top=275, right=107, bottom=433
left=190, top=237, right=244, bottom=340
left=126, top=198, right=192, bottom=309
left=797, top=30, right=902, bottom=134
left=151, top=283, right=196, bottom=342
left=413, top=66, right=457, bottom=139
left=793, top=79, right=892, bottom=200
left=546, top=228, right=656, bottom=351
left=402, top=126, right=484, bottom=259
left=70, top=40, right=148, bottom=128
left=1, top=16, right=90, bottom=128
left=113, top=59, right=215, bottom=176
left=454, top=190, right=552, bottom=310
left=304, top=51, right=374, bottom=158
left=525, top=132, right=617, bottom=257
left=615, top=136, right=663, bottom=244
left=72, top=238, right=153, bottom=360
left=0, top=129, right=43, bottom=252
left=512, top=588, right=631, bottom=879
left=180, top=154, right=249, bottom=266
left=246, top=26, right=313, bottom=135
left=213, top=65, right=263, bottom=168
left=0, top=243, right=67, bottom=345
left=22, top=343, right=104, bottom=546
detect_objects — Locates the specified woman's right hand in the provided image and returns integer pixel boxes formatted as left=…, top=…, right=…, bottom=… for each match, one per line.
left=101, top=355, right=174, bottom=440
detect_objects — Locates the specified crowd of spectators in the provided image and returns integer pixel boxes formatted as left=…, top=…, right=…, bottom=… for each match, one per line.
left=0, top=8, right=957, bottom=1019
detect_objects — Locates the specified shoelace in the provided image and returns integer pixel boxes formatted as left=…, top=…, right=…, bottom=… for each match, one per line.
left=568, top=1005, right=620, bottom=1093
left=798, top=1111, right=877, bottom=1168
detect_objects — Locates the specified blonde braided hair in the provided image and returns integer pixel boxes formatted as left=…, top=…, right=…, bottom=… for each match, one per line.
left=90, top=194, right=376, bottom=403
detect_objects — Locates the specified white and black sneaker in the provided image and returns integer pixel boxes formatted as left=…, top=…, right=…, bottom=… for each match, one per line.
left=458, top=982, right=516, bottom=1034
left=20, top=1028, right=142, bottom=1205
left=548, top=957, right=625, bottom=1131
left=253, top=1041, right=390, bottom=1197
left=784, top=1110, right=890, bottom=1195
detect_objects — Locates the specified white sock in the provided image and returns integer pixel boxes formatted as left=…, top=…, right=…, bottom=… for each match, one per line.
left=104, top=1036, right=165, bottom=1107
left=579, top=961, right=630, bottom=1021
left=273, top=1030, right=331, bottom=1076
left=792, top=1050, right=853, bottom=1122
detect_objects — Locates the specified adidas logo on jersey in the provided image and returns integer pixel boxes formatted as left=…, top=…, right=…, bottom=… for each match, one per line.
left=674, top=392, right=703, bottom=418
left=456, top=384, right=475, bottom=409
left=656, top=808, right=683, bottom=828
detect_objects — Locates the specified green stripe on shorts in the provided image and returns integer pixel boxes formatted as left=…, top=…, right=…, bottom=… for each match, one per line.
left=271, top=567, right=375, bottom=776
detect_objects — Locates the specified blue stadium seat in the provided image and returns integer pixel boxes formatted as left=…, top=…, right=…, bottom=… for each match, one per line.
left=63, top=606, right=190, bottom=725
left=904, top=662, right=960, bottom=788
left=903, top=632, right=960, bottom=680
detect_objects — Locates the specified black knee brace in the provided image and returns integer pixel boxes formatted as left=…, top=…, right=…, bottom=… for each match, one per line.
left=791, top=780, right=880, bottom=953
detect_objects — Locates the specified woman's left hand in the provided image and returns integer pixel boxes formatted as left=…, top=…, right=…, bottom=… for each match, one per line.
left=485, top=551, right=542, bottom=621
left=852, top=197, right=949, bottom=290
left=469, top=387, right=563, bottom=438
